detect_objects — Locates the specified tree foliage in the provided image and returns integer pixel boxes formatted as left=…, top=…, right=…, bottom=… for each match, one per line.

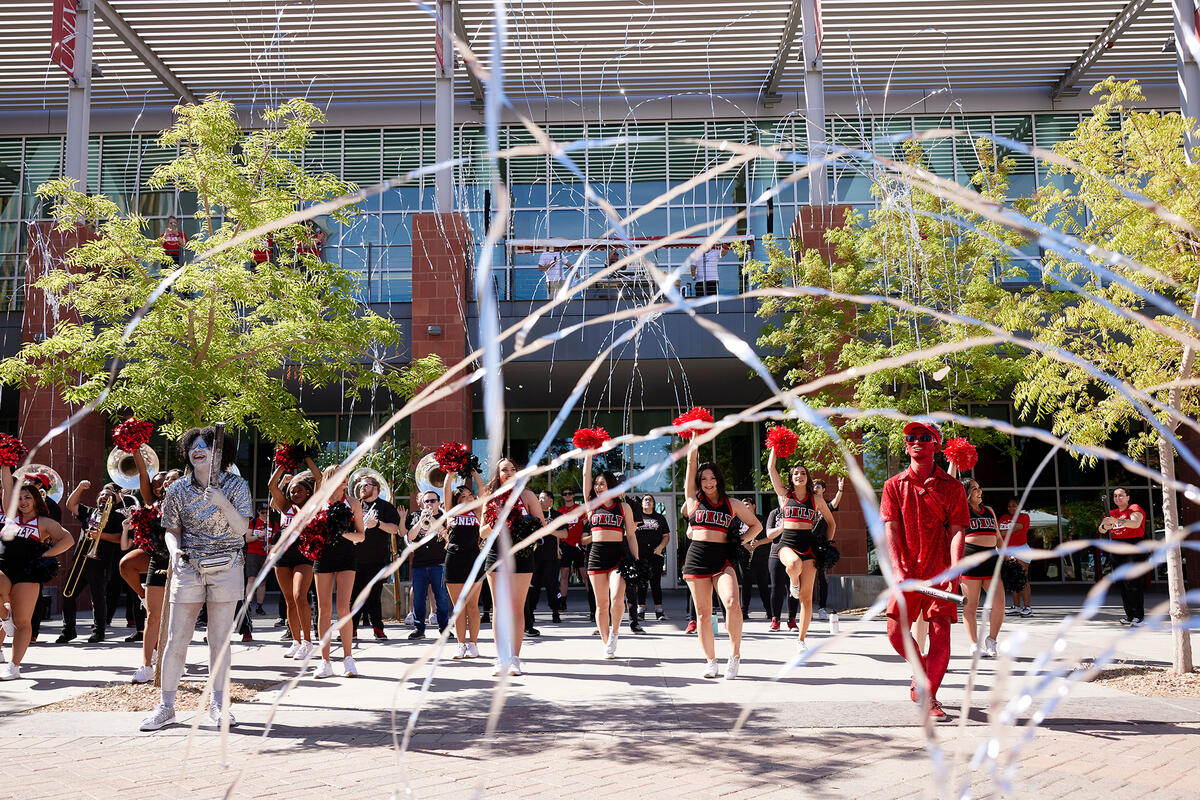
left=1, top=96, right=442, bottom=443
left=745, top=140, right=1033, bottom=473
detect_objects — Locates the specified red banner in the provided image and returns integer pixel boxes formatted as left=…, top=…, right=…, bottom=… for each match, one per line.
left=51, top=0, right=77, bottom=78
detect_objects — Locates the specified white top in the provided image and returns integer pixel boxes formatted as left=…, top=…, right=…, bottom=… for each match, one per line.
left=692, top=248, right=720, bottom=281
left=538, top=250, right=566, bottom=281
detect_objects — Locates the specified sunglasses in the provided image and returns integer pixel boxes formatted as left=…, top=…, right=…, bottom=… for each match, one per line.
left=905, top=433, right=935, bottom=443
left=421, top=498, right=439, bottom=505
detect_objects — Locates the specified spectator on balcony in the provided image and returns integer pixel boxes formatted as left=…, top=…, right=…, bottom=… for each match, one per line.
left=160, top=216, right=187, bottom=265
left=539, top=248, right=567, bottom=299
left=691, top=244, right=721, bottom=297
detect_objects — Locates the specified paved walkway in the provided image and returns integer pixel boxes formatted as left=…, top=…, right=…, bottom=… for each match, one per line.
left=2, top=588, right=1198, bottom=798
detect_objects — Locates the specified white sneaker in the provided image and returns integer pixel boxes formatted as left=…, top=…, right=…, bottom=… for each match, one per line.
left=404, top=612, right=415, bottom=626
left=816, top=608, right=828, bottom=621
left=452, top=643, right=469, bottom=659
left=702, top=659, right=719, bottom=678
left=788, top=583, right=800, bottom=600
left=796, top=639, right=809, bottom=656
left=1019, top=606, right=1033, bottom=618
left=1006, top=606, right=1019, bottom=616
left=283, top=641, right=301, bottom=659
left=465, top=642, right=479, bottom=659
left=139, top=703, right=175, bottom=731
left=983, top=636, right=998, bottom=658
left=0, top=662, right=20, bottom=681
left=313, top=659, right=335, bottom=679
left=968, top=642, right=980, bottom=657
left=342, top=656, right=359, bottom=677
left=509, top=657, right=523, bottom=676
left=0, top=615, right=13, bottom=636
left=0, top=647, right=6, bottom=663
left=294, top=641, right=313, bottom=662
left=131, top=665, right=154, bottom=684
left=1130, top=618, right=1144, bottom=628
left=491, top=659, right=505, bottom=676
left=605, top=631, right=618, bottom=658
left=724, top=656, right=740, bottom=680
left=427, top=612, right=437, bottom=625
left=207, top=701, right=236, bottom=727
left=602, top=640, right=614, bottom=659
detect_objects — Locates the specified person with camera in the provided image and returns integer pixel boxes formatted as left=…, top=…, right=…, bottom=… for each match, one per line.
left=407, top=489, right=451, bottom=640
left=1100, top=487, right=1148, bottom=626
left=353, top=475, right=404, bottom=641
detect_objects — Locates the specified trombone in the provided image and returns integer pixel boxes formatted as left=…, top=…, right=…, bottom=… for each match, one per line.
left=62, top=494, right=113, bottom=599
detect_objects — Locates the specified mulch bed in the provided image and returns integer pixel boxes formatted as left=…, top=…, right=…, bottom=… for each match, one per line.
left=1076, top=660, right=1200, bottom=698
left=28, top=679, right=278, bottom=713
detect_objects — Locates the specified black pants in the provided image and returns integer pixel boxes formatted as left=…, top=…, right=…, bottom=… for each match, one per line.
left=817, top=566, right=829, bottom=610
left=62, top=557, right=110, bottom=636
left=525, top=542, right=560, bottom=627
left=1111, top=539, right=1147, bottom=620
left=638, top=554, right=667, bottom=609
left=353, top=560, right=389, bottom=631
left=740, top=546, right=772, bottom=616
left=768, top=551, right=799, bottom=621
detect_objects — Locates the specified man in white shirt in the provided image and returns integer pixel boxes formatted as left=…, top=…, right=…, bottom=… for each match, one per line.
left=691, top=246, right=721, bottom=296
left=539, top=249, right=566, bottom=298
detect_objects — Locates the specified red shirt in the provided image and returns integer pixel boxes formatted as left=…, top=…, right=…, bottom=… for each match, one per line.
left=880, top=464, right=969, bottom=581
left=247, top=517, right=277, bottom=555
left=161, top=228, right=186, bottom=254
left=997, top=512, right=1030, bottom=547
left=1109, top=504, right=1146, bottom=540
left=558, top=503, right=584, bottom=546
left=252, top=234, right=273, bottom=264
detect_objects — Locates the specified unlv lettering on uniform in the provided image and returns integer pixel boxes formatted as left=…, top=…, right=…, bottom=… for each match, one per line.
left=590, top=510, right=624, bottom=530
left=692, top=508, right=732, bottom=528
left=455, top=513, right=478, bottom=526
left=783, top=504, right=817, bottom=522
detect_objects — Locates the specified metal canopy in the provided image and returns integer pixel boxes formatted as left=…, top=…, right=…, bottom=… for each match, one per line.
left=0, top=0, right=1181, bottom=111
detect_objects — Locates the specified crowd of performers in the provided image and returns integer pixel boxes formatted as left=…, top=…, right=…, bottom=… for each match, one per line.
left=0, top=413, right=1152, bottom=729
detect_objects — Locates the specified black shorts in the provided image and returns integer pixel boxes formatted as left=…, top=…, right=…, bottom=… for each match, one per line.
left=483, top=541, right=535, bottom=574
left=444, top=546, right=483, bottom=584
left=560, top=543, right=587, bottom=569
left=682, top=540, right=731, bottom=580
left=145, top=552, right=169, bottom=588
left=779, top=528, right=823, bottom=561
left=962, top=542, right=999, bottom=580
left=276, top=538, right=313, bottom=570
left=587, top=540, right=624, bottom=574
left=314, top=536, right=357, bottom=574
left=0, top=538, right=43, bottom=585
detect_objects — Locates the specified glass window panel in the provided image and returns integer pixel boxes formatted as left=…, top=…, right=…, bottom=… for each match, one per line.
left=512, top=209, right=549, bottom=240
left=913, top=116, right=956, bottom=179
left=23, top=137, right=63, bottom=218
left=456, top=125, right=494, bottom=187
left=87, top=135, right=100, bottom=195
left=953, top=117, right=995, bottom=186
left=306, top=129, right=342, bottom=177
left=993, top=115, right=1035, bottom=199
left=137, top=192, right=174, bottom=219
left=383, top=185, right=421, bottom=212
left=713, top=417, right=756, bottom=492
left=138, top=134, right=175, bottom=195
left=0, top=140, right=22, bottom=220
left=381, top=213, right=412, bottom=246
left=99, top=136, right=139, bottom=214
left=383, top=128, right=423, bottom=177
left=343, top=129, right=382, bottom=185
left=1057, top=487, right=1105, bottom=582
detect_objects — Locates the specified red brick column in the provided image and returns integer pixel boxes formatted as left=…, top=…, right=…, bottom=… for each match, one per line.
left=20, top=223, right=109, bottom=605
left=410, top=213, right=473, bottom=503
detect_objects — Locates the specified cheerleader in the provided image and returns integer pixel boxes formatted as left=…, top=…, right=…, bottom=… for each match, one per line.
left=310, top=467, right=365, bottom=679
left=0, top=470, right=75, bottom=680
left=766, top=451, right=836, bottom=654
left=443, top=468, right=484, bottom=660
left=120, top=465, right=177, bottom=684
left=480, top=458, right=547, bottom=677
left=267, top=457, right=322, bottom=661
left=681, top=448, right=762, bottom=679
left=960, top=479, right=1003, bottom=657
left=581, top=452, right=639, bottom=659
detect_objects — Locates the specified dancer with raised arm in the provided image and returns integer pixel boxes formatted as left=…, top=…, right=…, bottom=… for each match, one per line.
left=308, top=467, right=366, bottom=679
left=444, top=467, right=484, bottom=659
left=0, top=468, right=74, bottom=680
left=681, top=447, right=761, bottom=679
left=267, top=452, right=322, bottom=660
left=140, top=426, right=252, bottom=730
left=480, top=458, right=546, bottom=677
left=581, top=451, right=639, bottom=658
left=766, top=451, right=836, bottom=654
left=119, top=461, right=178, bottom=683
left=880, top=422, right=969, bottom=722
left=960, top=479, right=1005, bottom=657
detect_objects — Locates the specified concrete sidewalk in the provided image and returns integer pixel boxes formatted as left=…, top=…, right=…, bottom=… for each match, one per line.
left=1, top=587, right=1198, bottom=798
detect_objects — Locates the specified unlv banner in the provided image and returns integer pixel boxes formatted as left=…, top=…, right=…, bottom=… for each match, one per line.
left=51, top=0, right=77, bottom=78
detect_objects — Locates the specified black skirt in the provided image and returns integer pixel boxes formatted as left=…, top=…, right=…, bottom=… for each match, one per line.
left=0, top=537, right=50, bottom=585
left=587, top=540, right=624, bottom=574
left=145, top=551, right=170, bottom=588
left=483, top=539, right=536, bottom=574
left=682, top=540, right=731, bottom=579
left=779, top=528, right=823, bottom=561
left=962, top=541, right=999, bottom=579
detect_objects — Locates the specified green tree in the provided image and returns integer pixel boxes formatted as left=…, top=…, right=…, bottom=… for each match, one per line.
left=1, top=96, right=442, bottom=444
left=1015, top=79, right=1197, bottom=672
left=745, top=140, right=1031, bottom=477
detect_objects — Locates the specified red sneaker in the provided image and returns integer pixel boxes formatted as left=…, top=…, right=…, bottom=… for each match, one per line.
left=910, top=680, right=918, bottom=703
left=787, top=619, right=798, bottom=631
left=768, top=617, right=780, bottom=632
left=929, top=700, right=950, bottom=722
left=685, top=621, right=698, bottom=634
left=241, top=633, right=252, bottom=643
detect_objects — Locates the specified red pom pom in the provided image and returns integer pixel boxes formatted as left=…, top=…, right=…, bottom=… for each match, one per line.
left=129, top=506, right=161, bottom=554
left=274, top=443, right=300, bottom=472
left=434, top=441, right=471, bottom=475
left=572, top=427, right=610, bottom=451
left=112, top=418, right=154, bottom=453
left=673, top=407, right=714, bottom=441
left=0, top=433, right=29, bottom=468
left=765, top=426, right=799, bottom=459
left=942, top=437, right=978, bottom=471
left=298, top=506, right=332, bottom=561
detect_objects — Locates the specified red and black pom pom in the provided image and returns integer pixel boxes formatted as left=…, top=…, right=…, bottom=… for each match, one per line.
left=113, top=418, right=154, bottom=453
left=0, top=433, right=29, bottom=468
left=942, top=437, right=978, bottom=472
left=765, top=426, right=799, bottom=459
left=572, top=426, right=611, bottom=451
left=129, top=506, right=161, bottom=554
left=672, top=407, right=714, bottom=441
left=434, top=441, right=472, bottom=475
left=298, top=502, right=354, bottom=560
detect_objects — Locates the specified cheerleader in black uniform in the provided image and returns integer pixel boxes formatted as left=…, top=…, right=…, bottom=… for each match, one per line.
left=960, top=478, right=1003, bottom=658
left=766, top=449, right=836, bottom=655
left=443, top=467, right=484, bottom=660
left=581, top=451, right=639, bottom=659
left=121, top=469, right=179, bottom=683
left=681, top=448, right=762, bottom=679
left=0, top=471, right=74, bottom=680
left=480, top=458, right=546, bottom=677
left=311, top=467, right=365, bottom=679
left=268, top=458, right=322, bottom=661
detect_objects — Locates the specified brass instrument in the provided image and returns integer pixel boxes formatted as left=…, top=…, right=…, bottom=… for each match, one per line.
left=415, top=453, right=461, bottom=495
left=13, top=464, right=65, bottom=503
left=62, top=494, right=113, bottom=598
left=350, top=466, right=392, bottom=502
left=106, top=444, right=161, bottom=491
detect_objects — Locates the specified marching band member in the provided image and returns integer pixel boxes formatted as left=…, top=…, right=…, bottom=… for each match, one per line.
left=59, top=481, right=125, bottom=643
left=352, top=474, right=403, bottom=641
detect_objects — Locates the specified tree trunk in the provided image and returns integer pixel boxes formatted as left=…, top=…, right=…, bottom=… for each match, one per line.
left=1158, top=436, right=1194, bottom=673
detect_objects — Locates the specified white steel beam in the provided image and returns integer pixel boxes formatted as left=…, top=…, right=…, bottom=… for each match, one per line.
left=94, top=0, right=197, bottom=104
left=435, top=0, right=455, bottom=213
left=453, top=0, right=485, bottom=107
left=1050, top=0, right=1156, bottom=99
left=65, top=0, right=95, bottom=187
left=800, top=0, right=828, bottom=205
left=763, top=0, right=804, bottom=105
left=1175, top=0, right=1200, bottom=159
